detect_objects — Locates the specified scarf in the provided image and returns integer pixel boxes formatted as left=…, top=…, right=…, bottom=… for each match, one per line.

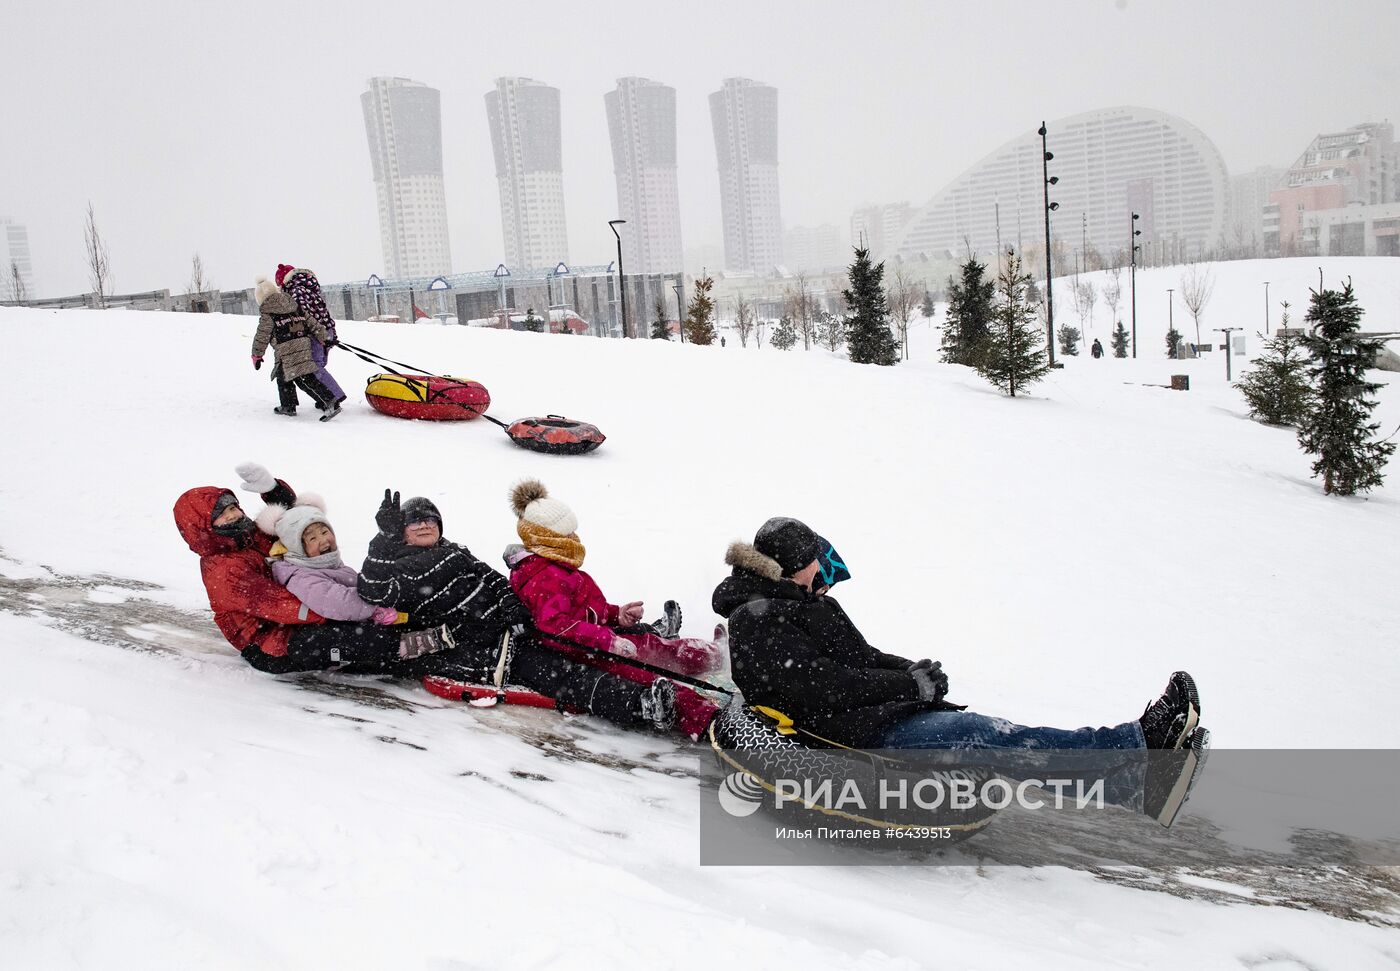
left=282, top=549, right=344, bottom=570
left=517, top=519, right=586, bottom=569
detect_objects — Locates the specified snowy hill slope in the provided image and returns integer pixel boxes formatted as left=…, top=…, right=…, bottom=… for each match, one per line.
left=3, top=256, right=1400, bottom=967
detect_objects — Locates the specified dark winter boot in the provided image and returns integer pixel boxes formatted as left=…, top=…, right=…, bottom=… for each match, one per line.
left=1144, top=725, right=1211, bottom=827
left=639, top=678, right=677, bottom=732
left=645, top=600, right=683, bottom=639
left=1138, top=671, right=1199, bottom=750
left=319, top=400, right=342, bottom=422
left=398, top=624, right=455, bottom=660
left=273, top=405, right=297, bottom=417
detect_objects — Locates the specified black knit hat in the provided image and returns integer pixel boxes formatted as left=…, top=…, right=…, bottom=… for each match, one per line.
left=402, top=496, right=443, bottom=530
left=753, top=517, right=820, bottom=576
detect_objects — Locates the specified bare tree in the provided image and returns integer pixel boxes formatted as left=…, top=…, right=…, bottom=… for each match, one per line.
left=83, top=201, right=112, bottom=307
left=187, top=251, right=214, bottom=300
left=734, top=291, right=755, bottom=348
left=790, top=273, right=815, bottom=350
left=6, top=260, right=25, bottom=305
left=1071, top=278, right=1097, bottom=343
left=816, top=310, right=845, bottom=352
left=1179, top=262, right=1216, bottom=349
left=1102, top=266, right=1122, bottom=324
left=887, top=266, right=918, bottom=360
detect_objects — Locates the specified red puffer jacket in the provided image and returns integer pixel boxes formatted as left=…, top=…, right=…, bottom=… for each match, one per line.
left=173, top=485, right=324, bottom=658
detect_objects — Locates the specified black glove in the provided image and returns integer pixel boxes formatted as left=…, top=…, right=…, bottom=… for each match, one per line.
left=252, top=356, right=263, bottom=371
left=376, top=489, right=404, bottom=537
left=911, top=661, right=949, bottom=703
left=910, top=658, right=935, bottom=672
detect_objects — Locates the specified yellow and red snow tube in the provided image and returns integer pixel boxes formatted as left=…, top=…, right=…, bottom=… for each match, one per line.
left=365, top=373, right=490, bottom=421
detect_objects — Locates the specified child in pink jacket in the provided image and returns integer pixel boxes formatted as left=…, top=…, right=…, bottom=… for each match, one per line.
left=262, top=496, right=404, bottom=628
left=505, top=479, right=724, bottom=739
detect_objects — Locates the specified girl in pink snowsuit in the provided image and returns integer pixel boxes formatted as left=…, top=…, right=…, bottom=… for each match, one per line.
left=505, top=479, right=723, bottom=739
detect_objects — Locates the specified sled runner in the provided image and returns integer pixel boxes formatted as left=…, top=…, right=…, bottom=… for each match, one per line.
left=708, top=699, right=999, bottom=840
left=365, top=373, right=491, bottom=422
left=421, top=675, right=566, bottom=711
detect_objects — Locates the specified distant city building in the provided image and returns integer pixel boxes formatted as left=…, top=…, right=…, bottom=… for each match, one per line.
left=890, top=106, right=1229, bottom=269
left=850, top=203, right=914, bottom=261
left=486, top=77, right=569, bottom=269
left=1299, top=202, right=1400, bottom=257
left=1264, top=123, right=1398, bottom=255
left=783, top=224, right=846, bottom=274
left=360, top=77, right=453, bottom=280
left=1, top=219, right=35, bottom=300
left=709, top=77, right=782, bottom=275
left=1229, top=167, right=1283, bottom=254
left=605, top=77, right=683, bottom=276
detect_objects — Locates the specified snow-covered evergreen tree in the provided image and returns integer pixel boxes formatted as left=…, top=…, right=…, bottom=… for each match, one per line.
left=1165, top=326, right=1183, bottom=358
left=975, top=251, right=1050, bottom=397
left=1111, top=321, right=1129, bottom=358
left=650, top=299, right=670, bottom=340
left=843, top=246, right=899, bottom=365
left=1235, top=306, right=1310, bottom=426
left=816, top=310, right=845, bottom=352
left=921, top=291, right=936, bottom=318
left=522, top=308, right=544, bottom=332
left=941, top=258, right=994, bottom=366
left=1058, top=325, right=1082, bottom=357
left=1297, top=281, right=1395, bottom=495
left=684, top=276, right=717, bottom=346
left=770, top=315, right=798, bottom=350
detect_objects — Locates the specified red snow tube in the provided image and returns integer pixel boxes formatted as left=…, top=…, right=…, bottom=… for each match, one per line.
left=365, top=373, right=490, bottom=421
left=421, top=675, right=567, bottom=711
left=506, top=415, right=607, bottom=455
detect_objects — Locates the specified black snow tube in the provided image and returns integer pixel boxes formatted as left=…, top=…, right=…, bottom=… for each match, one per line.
left=708, top=699, right=999, bottom=842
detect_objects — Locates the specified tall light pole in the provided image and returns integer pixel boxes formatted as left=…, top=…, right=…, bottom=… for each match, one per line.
left=1264, top=281, right=1271, bottom=335
left=608, top=219, right=628, bottom=338
left=1166, top=287, right=1175, bottom=356
left=1129, top=212, right=1142, bottom=358
left=674, top=277, right=685, bottom=343
left=1038, top=122, right=1060, bottom=366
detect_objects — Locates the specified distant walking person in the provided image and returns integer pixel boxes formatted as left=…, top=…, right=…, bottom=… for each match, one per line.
left=1091, top=338, right=1105, bottom=359
left=252, top=276, right=341, bottom=421
left=277, top=264, right=346, bottom=408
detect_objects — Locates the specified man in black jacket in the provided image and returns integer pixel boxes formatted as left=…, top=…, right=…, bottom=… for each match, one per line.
left=358, top=490, right=676, bottom=731
left=712, top=517, right=1211, bottom=825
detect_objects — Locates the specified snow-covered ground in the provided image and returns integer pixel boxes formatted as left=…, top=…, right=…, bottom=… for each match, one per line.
left=3, top=256, right=1400, bottom=968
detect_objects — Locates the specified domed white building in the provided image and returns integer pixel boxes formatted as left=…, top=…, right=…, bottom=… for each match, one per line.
left=891, top=106, right=1229, bottom=268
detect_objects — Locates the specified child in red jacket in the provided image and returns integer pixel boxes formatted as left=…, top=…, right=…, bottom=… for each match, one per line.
left=506, top=479, right=724, bottom=739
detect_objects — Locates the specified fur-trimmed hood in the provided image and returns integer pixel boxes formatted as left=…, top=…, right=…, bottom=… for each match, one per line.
left=711, top=541, right=807, bottom=619
left=724, top=541, right=783, bottom=581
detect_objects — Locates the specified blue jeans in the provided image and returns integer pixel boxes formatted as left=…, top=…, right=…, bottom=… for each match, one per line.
left=878, top=710, right=1146, bottom=811
left=879, top=710, right=1143, bottom=751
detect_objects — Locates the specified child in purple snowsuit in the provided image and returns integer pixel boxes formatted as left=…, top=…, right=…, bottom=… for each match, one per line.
left=277, top=264, right=346, bottom=406
left=262, top=496, right=403, bottom=628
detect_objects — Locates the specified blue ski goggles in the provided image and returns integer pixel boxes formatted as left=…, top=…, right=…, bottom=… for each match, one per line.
left=814, top=536, right=850, bottom=591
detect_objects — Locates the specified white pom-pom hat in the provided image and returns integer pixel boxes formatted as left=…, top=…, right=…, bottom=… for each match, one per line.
left=509, top=479, right=578, bottom=536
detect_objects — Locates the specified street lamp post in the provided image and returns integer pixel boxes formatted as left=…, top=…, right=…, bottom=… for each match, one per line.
left=1038, top=122, right=1060, bottom=366
left=1264, top=281, right=1271, bottom=335
left=608, top=219, right=628, bottom=338
left=1130, top=212, right=1142, bottom=358
left=1166, top=287, right=1175, bottom=357
left=673, top=278, right=685, bottom=344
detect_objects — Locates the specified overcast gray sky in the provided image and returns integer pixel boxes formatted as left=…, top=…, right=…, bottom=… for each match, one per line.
left=4, top=0, right=1397, bottom=296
